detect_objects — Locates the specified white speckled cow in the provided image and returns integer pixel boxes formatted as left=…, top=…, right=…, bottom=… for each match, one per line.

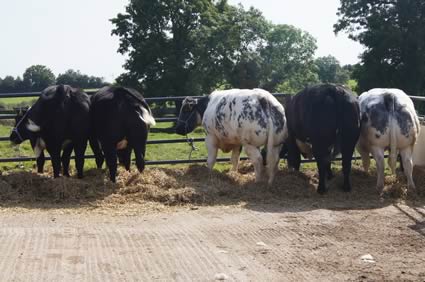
left=176, top=89, right=287, bottom=185
left=357, top=88, right=421, bottom=193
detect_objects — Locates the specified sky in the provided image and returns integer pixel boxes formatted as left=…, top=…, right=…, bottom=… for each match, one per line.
left=0, top=0, right=363, bottom=82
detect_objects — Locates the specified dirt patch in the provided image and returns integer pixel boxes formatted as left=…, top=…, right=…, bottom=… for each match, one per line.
left=0, top=204, right=424, bottom=281
left=0, top=163, right=424, bottom=280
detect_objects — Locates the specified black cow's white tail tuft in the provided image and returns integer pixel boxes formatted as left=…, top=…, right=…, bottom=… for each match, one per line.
left=139, top=107, right=156, bottom=126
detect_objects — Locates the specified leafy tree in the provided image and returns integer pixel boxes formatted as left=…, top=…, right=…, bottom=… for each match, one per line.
left=259, top=24, right=318, bottom=92
left=315, top=55, right=349, bottom=84
left=0, top=76, right=18, bottom=93
left=112, top=0, right=319, bottom=96
left=111, top=0, right=224, bottom=97
left=210, top=5, right=270, bottom=89
left=335, top=0, right=425, bottom=94
left=23, top=65, right=56, bottom=91
left=56, top=69, right=108, bottom=89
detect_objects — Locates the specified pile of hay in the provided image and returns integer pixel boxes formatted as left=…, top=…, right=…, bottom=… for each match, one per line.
left=0, top=161, right=423, bottom=212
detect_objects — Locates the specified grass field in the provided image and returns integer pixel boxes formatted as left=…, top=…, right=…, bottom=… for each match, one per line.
left=0, top=97, right=37, bottom=107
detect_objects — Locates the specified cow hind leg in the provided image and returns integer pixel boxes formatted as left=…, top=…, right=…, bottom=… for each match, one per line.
left=36, top=151, right=45, bottom=174
left=128, top=128, right=148, bottom=173
left=61, top=143, right=73, bottom=177
left=341, top=138, right=357, bottom=193
left=357, top=143, right=370, bottom=173
left=89, top=137, right=104, bottom=169
left=102, top=142, right=118, bottom=182
left=286, top=136, right=301, bottom=171
left=400, top=146, right=416, bottom=192
left=74, top=140, right=87, bottom=179
left=133, top=145, right=146, bottom=173
left=47, top=146, right=62, bottom=178
left=371, top=146, right=385, bottom=193
left=118, top=147, right=132, bottom=171
left=231, top=146, right=241, bottom=171
left=266, top=144, right=281, bottom=185
left=244, top=144, right=263, bottom=183
left=205, top=135, right=218, bottom=170
left=315, top=156, right=330, bottom=195
left=327, top=162, right=334, bottom=180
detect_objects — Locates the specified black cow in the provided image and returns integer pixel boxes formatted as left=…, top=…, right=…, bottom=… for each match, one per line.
left=9, top=85, right=91, bottom=178
left=11, top=108, right=46, bottom=173
left=285, top=84, right=360, bottom=194
left=90, top=86, right=156, bottom=182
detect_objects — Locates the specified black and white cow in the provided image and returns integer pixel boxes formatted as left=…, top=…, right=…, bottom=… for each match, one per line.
left=10, top=108, right=46, bottom=173
left=357, top=88, right=421, bottom=193
left=285, top=84, right=360, bottom=194
left=9, top=85, right=91, bottom=178
left=175, top=88, right=287, bottom=185
left=90, top=86, right=156, bottom=182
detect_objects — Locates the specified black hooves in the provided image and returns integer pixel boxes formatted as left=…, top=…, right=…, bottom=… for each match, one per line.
left=343, top=183, right=352, bottom=193
left=317, top=187, right=327, bottom=195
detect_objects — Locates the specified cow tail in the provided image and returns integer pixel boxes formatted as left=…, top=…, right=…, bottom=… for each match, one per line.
left=265, top=115, right=275, bottom=167
left=140, top=106, right=156, bottom=126
left=388, top=94, right=397, bottom=174
left=265, top=102, right=281, bottom=169
left=118, top=87, right=156, bottom=126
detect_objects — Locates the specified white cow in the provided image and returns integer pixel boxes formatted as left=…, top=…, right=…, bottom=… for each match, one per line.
left=176, top=88, right=288, bottom=185
left=357, top=88, right=420, bottom=193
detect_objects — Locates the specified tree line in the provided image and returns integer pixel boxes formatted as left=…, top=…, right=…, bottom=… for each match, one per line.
left=111, top=0, right=425, bottom=97
left=335, top=0, right=425, bottom=95
left=0, top=65, right=108, bottom=93
left=111, top=0, right=353, bottom=97
left=4, top=1, right=422, bottom=97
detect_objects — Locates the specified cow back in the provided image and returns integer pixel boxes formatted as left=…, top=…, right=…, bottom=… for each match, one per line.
left=202, top=88, right=286, bottom=148
left=287, top=84, right=360, bottom=146
left=29, top=85, right=90, bottom=141
left=91, top=86, right=152, bottom=143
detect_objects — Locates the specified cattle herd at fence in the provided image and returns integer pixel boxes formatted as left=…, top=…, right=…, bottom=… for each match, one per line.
left=4, top=83, right=423, bottom=195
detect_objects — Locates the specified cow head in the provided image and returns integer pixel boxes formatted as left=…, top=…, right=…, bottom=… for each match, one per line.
left=9, top=107, right=40, bottom=145
left=175, top=97, right=202, bottom=135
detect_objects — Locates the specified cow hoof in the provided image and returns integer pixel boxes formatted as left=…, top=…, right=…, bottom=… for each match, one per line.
left=317, top=187, right=327, bottom=195
left=376, top=185, right=384, bottom=195
left=408, top=185, right=417, bottom=195
left=342, top=185, right=352, bottom=193
left=255, top=178, right=263, bottom=184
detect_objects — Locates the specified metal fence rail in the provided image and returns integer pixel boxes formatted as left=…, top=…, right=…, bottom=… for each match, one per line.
left=0, top=90, right=423, bottom=166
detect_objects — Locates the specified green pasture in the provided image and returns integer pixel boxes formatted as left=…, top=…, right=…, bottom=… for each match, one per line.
left=0, top=97, right=36, bottom=108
